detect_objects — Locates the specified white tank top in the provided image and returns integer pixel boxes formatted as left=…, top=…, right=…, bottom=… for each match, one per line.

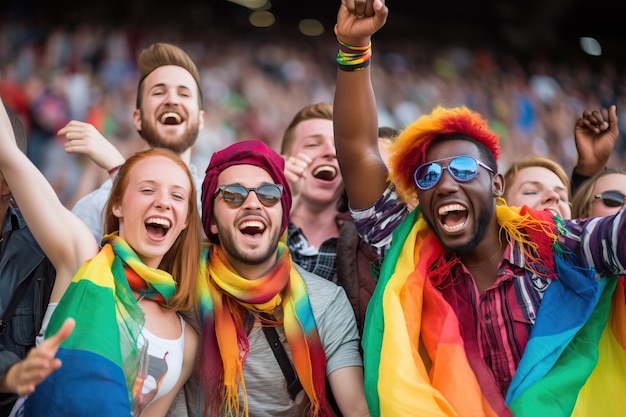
left=135, top=315, right=185, bottom=404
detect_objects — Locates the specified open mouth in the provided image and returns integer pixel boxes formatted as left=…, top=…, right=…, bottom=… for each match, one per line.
left=160, top=112, right=182, bottom=125
left=438, top=203, right=468, bottom=232
left=312, top=165, right=337, bottom=181
left=145, top=217, right=171, bottom=237
left=239, top=220, right=265, bottom=236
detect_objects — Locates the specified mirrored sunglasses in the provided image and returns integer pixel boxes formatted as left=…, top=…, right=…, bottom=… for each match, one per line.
left=413, top=155, right=494, bottom=190
left=594, top=190, right=626, bottom=208
left=214, top=184, right=283, bottom=207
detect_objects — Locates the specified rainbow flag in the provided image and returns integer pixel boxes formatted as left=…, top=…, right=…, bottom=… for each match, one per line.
left=569, top=277, right=624, bottom=416
left=24, top=244, right=145, bottom=417
left=362, top=206, right=625, bottom=417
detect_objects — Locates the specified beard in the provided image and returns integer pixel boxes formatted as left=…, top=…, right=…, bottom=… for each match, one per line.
left=424, top=201, right=496, bottom=253
left=214, top=221, right=282, bottom=266
left=139, top=112, right=200, bottom=154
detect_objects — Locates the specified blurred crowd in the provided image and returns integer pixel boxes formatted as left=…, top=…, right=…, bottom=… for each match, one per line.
left=1, top=13, right=625, bottom=208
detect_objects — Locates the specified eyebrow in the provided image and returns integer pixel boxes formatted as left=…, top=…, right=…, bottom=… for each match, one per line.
left=149, top=82, right=193, bottom=91
left=137, top=178, right=189, bottom=191
left=303, top=133, right=329, bottom=141
left=520, top=181, right=567, bottom=192
left=221, top=181, right=276, bottom=187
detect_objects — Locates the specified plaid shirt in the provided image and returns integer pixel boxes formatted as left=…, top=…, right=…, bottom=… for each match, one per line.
left=286, top=222, right=338, bottom=283
left=353, top=186, right=626, bottom=395
left=437, top=241, right=548, bottom=394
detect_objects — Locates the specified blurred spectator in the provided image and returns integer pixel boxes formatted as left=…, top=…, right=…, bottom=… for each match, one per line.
left=0, top=4, right=625, bottom=210
left=571, top=168, right=626, bottom=218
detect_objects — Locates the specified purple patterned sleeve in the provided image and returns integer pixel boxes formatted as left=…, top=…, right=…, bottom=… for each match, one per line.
left=561, top=209, right=626, bottom=277
left=350, top=186, right=410, bottom=257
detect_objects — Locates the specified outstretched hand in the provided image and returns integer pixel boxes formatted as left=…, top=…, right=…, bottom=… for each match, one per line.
left=59, top=121, right=126, bottom=175
left=0, top=318, right=75, bottom=396
left=574, top=105, right=619, bottom=176
left=336, top=0, right=388, bottom=46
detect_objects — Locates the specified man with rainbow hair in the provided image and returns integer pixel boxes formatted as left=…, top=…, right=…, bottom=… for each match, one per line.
left=332, top=1, right=626, bottom=416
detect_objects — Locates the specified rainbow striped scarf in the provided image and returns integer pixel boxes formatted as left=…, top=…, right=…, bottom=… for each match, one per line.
left=196, top=242, right=330, bottom=417
left=362, top=204, right=624, bottom=417
left=24, top=234, right=176, bottom=417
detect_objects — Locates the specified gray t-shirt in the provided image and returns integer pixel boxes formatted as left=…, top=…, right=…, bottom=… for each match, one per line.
left=241, top=265, right=362, bottom=416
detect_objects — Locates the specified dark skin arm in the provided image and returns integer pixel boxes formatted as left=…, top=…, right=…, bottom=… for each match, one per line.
left=333, top=0, right=390, bottom=210
left=573, top=105, right=619, bottom=177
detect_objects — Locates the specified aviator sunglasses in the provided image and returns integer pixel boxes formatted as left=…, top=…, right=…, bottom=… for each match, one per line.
left=593, top=190, right=626, bottom=208
left=414, top=155, right=494, bottom=190
left=214, top=184, right=283, bottom=207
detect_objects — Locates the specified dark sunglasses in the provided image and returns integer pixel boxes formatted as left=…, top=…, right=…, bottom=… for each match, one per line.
left=414, top=155, right=494, bottom=190
left=214, top=184, right=283, bottom=208
left=594, top=190, right=626, bottom=208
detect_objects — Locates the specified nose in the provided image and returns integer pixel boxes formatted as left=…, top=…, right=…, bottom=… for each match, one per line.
left=163, top=88, right=181, bottom=105
left=241, top=190, right=263, bottom=209
left=320, top=139, right=337, bottom=159
left=542, top=189, right=561, bottom=206
left=154, top=191, right=172, bottom=210
left=435, top=169, right=459, bottom=194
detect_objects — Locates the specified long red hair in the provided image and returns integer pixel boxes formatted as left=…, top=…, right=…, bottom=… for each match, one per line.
left=103, top=148, right=202, bottom=311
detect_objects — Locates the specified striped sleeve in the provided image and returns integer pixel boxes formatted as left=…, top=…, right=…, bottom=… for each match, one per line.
left=350, top=186, right=410, bottom=257
left=562, top=209, right=626, bottom=277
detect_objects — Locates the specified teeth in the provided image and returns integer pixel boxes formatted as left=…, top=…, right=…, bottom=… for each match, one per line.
left=442, top=223, right=465, bottom=232
left=160, top=112, right=181, bottom=123
left=312, top=165, right=337, bottom=180
left=239, top=220, right=264, bottom=230
left=146, top=217, right=171, bottom=229
left=313, top=166, right=336, bottom=176
left=438, top=204, right=466, bottom=216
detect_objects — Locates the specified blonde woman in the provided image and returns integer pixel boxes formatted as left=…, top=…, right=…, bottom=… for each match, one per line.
left=571, top=168, right=626, bottom=218
left=503, top=154, right=571, bottom=218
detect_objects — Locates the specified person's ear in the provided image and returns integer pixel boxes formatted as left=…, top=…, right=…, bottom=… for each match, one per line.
left=210, top=218, right=218, bottom=236
left=132, top=108, right=142, bottom=132
left=492, top=173, right=505, bottom=197
left=198, top=109, right=206, bottom=131
left=112, top=204, right=123, bottom=218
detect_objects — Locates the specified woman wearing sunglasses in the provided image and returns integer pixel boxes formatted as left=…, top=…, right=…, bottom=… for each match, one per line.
left=571, top=168, right=626, bottom=218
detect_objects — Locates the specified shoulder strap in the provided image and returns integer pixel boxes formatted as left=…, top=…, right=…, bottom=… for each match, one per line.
left=260, top=313, right=303, bottom=400
left=261, top=314, right=343, bottom=417
left=0, top=276, right=32, bottom=335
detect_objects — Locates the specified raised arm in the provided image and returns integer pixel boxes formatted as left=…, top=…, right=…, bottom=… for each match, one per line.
left=0, top=98, right=99, bottom=301
left=571, top=105, right=619, bottom=194
left=333, top=0, right=389, bottom=209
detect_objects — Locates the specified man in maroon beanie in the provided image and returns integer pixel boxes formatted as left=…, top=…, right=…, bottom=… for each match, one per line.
left=194, top=140, right=369, bottom=417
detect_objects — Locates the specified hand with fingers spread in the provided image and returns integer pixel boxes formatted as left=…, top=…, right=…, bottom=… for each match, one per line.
left=574, top=105, right=619, bottom=177
left=58, top=120, right=126, bottom=176
left=0, top=318, right=75, bottom=396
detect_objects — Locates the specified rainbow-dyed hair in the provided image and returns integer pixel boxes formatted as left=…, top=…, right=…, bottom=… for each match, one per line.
left=388, top=106, right=500, bottom=203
